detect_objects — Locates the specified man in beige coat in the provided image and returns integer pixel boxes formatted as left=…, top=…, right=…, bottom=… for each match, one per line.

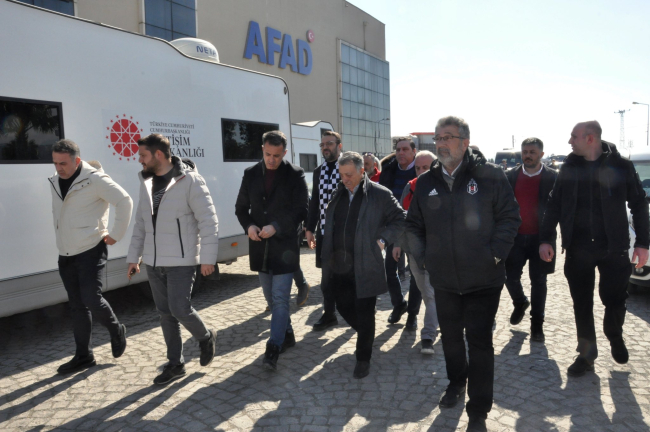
left=49, top=139, right=133, bottom=374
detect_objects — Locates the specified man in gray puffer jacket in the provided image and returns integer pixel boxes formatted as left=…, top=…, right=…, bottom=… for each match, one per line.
left=127, top=134, right=218, bottom=385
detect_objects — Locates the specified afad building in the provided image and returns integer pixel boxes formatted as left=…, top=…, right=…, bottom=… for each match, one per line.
left=23, top=0, right=392, bottom=156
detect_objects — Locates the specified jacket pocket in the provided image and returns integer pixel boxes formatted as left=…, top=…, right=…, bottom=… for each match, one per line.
left=177, top=219, right=185, bottom=258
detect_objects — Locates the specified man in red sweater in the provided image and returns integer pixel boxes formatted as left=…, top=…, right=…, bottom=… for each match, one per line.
left=504, top=138, right=558, bottom=341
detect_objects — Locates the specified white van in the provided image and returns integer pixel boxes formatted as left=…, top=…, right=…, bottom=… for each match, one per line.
left=0, top=0, right=292, bottom=316
left=291, top=121, right=333, bottom=192
left=627, top=147, right=650, bottom=293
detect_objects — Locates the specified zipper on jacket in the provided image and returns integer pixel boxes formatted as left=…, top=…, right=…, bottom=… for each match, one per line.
left=177, top=218, right=185, bottom=258
left=153, top=224, right=157, bottom=267
left=590, top=165, right=594, bottom=243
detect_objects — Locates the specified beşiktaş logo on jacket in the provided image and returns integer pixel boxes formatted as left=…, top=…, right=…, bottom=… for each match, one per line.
left=467, top=178, right=478, bottom=195
left=429, top=188, right=439, bottom=196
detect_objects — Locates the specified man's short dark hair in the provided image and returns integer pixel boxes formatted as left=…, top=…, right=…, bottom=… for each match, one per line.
left=521, top=137, right=544, bottom=151
left=322, top=130, right=341, bottom=144
left=137, top=133, right=171, bottom=159
left=393, top=136, right=416, bottom=151
left=52, top=139, right=80, bottom=159
left=262, top=130, right=287, bottom=149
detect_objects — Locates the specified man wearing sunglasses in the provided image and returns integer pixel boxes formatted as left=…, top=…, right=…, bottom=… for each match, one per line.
left=305, top=131, right=344, bottom=331
left=405, top=116, right=520, bottom=431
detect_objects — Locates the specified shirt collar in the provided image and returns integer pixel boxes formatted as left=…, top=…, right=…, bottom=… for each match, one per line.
left=442, top=162, right=462, bottom=179
left=398, top=159, right=415, bottom=171
left=521, top=165, right=543, bottom=177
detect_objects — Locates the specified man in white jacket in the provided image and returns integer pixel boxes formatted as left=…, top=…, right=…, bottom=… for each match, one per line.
left=127, top=133, right=218, bottom=385
left=50, top=139, right=133, bottom=374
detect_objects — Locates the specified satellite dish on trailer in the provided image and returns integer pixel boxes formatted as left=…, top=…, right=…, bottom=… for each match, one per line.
left=170, top=38, right=219, bottom=63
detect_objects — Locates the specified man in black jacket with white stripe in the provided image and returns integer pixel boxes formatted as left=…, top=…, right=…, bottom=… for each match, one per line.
left=539, top=121, right=649, bottom=377
left=405, top=116, right=520, bottom=431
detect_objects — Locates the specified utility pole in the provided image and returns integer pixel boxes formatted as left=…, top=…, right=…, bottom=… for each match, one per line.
left=615, top=109, right=629, bottom=149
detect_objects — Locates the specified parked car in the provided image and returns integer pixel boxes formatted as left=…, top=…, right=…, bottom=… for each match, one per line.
left=627, top=148, right=650, bottom=293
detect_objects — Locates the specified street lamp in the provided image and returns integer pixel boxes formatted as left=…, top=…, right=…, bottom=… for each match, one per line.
left=373, top=117, right=390, bottom=155
left=633, top=102, right=649, bottom=147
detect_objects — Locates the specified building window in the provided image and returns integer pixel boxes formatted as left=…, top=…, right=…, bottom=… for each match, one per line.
left=340, top=41, right=391, bottom=156
left=222, top=119, right=279, bottom=162
left=0, top=97, right=64, bottom=164
left=145, top=0, right=196, bottom=41
left=299, top=154, right=318, bottom=173
left=16, top=0, right=74, bottom=15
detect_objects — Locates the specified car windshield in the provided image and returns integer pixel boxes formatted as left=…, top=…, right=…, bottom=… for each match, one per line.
left=633, top=161, right=650, bottom=197
left=495, top=152, right=522, bottom=168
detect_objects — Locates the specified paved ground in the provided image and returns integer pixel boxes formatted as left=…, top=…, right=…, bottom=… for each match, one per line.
left=1, top=247, right=650, bottom=431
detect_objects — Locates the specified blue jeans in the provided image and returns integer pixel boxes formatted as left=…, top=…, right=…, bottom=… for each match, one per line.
left=259, top=271, right=294, bottom=348
left=146, top=265, right=210, bottom=366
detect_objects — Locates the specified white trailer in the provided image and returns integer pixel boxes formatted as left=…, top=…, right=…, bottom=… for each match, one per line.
left=0, top=0, right=292, bottom=317
left=291, top=121, right=332, bottom=191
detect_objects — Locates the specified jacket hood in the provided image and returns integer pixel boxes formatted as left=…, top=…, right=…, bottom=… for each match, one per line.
left=49, top=159, right=103, bottom=182
left=140, top=156, right=197, bottom=180
left=565, top=140, right=619, bottom=165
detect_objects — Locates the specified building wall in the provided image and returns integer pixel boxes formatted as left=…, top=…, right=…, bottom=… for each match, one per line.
left=71, top=0, right=387, bottom=153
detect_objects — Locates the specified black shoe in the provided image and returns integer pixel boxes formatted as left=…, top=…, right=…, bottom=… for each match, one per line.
left=280, top=330, right=296, bottom=354
left=439, top=385, right=466, bottom=408
left=199, top=329, right=216, bottom=366
left=263, top=341, right=280, bottom=370
left=567, top=357, right=594, bottom=377
left=510, top=300, right=530, bottom=325
left=466, top=416, right=487, bottom=432
left=405, top=314, right=418, bottom=331
left=353, top=361, right=370, bottom=379
left=610, top=338, right=629, bottom=364
left=530, top=320, right=545, bottom=342
left=153, top=363, right=186, bottom=385
left=111, top=324, right=127, bottom=358
left=296, top=283, right=310, bottom=306
left=421, top=339, right=435, bottom=355
left=57, top=354, right=96, bottom=374
left=387, top=302, right=408, bottom=324
left=312, top=313, right=338, bottom=331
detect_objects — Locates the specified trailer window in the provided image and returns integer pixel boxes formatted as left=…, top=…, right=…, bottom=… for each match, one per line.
left=222, top=119, right=280, bottom=162
left=299, top=154, right=318, bottom=173
left=0, top=97, right=64, bottom=164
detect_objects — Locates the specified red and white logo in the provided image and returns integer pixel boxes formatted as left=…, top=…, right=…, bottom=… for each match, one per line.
left=307, top=30, right=315, bottom=43
left=105, top=114, right=143, bottom=161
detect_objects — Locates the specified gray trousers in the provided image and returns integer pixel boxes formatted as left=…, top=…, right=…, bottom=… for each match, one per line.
left=146, top=265, right=210, bottom=366
left=408, top=254, right=439, bottom=341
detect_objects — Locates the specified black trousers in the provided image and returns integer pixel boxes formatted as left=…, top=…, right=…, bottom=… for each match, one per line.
left=316, top=230, right=336, bottom=315
left=385, top=244, right=422, bottom=315
left=435, top=286, right=503, bottom=419
left=331, top=272, right=377, bottom=362
left=58, top=241, right=120, bottom=357
left=505, top=233, right=548, bottom=321
left=564, top=246, right=631, bottom=361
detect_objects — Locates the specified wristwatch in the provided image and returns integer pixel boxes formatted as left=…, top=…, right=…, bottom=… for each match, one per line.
left=378, top=238, right=386, bottom=246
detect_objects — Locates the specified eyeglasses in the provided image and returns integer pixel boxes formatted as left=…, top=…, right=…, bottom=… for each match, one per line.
left=433, top=135, right=464, bottom=143
left=319, top=140, right=338, bottom=148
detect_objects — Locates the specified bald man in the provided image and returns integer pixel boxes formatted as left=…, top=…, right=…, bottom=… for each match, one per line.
left=540, top=121, right=649, bottom=377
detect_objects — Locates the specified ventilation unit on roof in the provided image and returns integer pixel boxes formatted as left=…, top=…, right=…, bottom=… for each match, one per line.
left=170, top=38, right=219, bottom=63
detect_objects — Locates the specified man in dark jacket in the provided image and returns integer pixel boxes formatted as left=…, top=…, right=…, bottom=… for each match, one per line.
left=321, top=151, right=405, bottom=379
left=539, top=121, right=649, bottom=377
left=504, top=138, right=558, bottom=342
left=305, top=131, right=344, bottom=331
left=235, top=130, right=309, bottom=370
left=379, top=137, right=422, bottom=330
left=405, top=116, right=520, bottom=431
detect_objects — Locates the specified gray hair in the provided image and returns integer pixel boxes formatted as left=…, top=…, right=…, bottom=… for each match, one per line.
left=374, top=155, right=382, bottom=172
left=52, top=139, right=80, bottom=159
left=415, top=150, right=436, bottom=161
left=338, top=151, right=364, bottom=172
left=436, top=116, right=470, bottom=139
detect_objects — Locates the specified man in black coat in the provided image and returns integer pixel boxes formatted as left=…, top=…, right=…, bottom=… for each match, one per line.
left=305, top=131, right=344, bottom=331
left=235, top=130, right=309, bottom=370
left=405, top=116, right=520, bottom=431
left=379, top=137, right=422, bottom=330
left=320, top=151, right=405, bottom=379
left=504, top=138, right=558, bottom=342
left=539, top=121, right=649, bottom=377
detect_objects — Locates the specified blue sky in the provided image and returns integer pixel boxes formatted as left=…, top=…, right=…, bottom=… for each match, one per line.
left=351, top=0, right=650, bottom=159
